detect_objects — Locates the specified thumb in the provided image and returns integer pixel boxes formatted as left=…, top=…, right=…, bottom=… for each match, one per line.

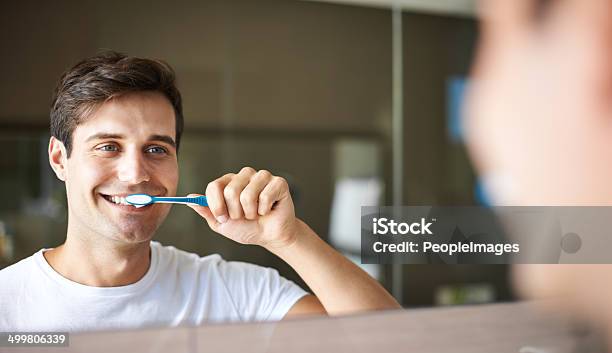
left=186, top=193, right=219, bottom=229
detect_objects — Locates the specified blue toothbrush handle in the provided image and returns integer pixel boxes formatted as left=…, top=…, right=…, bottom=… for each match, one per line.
left=186, top=196, right=208, bottom=207
left=152, top=196, right=208, bottom=207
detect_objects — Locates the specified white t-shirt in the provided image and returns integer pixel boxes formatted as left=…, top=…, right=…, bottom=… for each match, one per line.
left=0, top=241, right=308, bottom=332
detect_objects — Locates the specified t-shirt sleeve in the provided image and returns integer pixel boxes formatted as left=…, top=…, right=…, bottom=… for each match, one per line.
left=215, top=259, right=308, bottom=322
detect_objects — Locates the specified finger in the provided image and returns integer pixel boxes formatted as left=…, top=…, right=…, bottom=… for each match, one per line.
left=206, top=173, right=234, bottom=223
left=186, top=193, right=219, bottom=230
left=240, top=170, right=273, bottom=220
left=224, top=167, right=256, bottom=219
left=258, top=176, right=290, bottom=216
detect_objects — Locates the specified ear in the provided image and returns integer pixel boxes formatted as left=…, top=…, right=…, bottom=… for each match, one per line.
left=48, top=136, right=68, bottom=182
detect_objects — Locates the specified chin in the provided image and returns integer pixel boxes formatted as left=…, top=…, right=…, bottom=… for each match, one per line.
left=105, top=209, right=169, bottom=242
left=102, top=221, right=160, bottom=244
left=511, top=264, right=557, bottom=300
left=114, top=231, right=155, bottom=244
left=511, top=264, right=612, bottom=323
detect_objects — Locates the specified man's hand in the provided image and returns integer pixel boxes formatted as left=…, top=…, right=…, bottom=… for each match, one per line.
left=189, top=166, right=399, bottom=315
left=187, top=167, right=299, bottom=250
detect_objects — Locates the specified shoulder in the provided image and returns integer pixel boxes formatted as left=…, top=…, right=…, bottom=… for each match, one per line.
left=0, top=251, right=39, bottom=280
left=0, top=251, right=42, bottom=298
left=150, top=241, right=306, bottom=296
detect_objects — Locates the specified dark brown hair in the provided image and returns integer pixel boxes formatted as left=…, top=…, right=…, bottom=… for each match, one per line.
left=50, top=51, right=183, bottom=157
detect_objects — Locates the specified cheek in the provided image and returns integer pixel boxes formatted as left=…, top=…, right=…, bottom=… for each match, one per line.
left=156, top=160, right=179, bottom=192
left=65, top=157, right=113, bottom=193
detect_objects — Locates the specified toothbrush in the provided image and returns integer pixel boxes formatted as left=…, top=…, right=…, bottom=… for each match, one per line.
left=124, top=194, right=208, bottom=208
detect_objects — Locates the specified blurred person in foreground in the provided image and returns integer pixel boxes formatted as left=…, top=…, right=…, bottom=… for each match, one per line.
left=466, top=0, right=612, bottom=347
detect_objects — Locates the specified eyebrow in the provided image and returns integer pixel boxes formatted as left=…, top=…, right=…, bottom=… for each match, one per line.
left=85, top=133, right=176, bottom=148
left=149, top=134, right=176, bottom=148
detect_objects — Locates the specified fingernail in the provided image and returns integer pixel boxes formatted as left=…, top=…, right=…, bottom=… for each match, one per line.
left=217, top=215, right=228, bottom=223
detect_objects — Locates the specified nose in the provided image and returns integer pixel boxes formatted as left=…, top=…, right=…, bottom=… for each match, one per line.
left=116, top=149, right=151, bottom=185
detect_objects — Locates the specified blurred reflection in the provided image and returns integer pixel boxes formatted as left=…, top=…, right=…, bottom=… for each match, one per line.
left=466, top=0, right=612, bottom=350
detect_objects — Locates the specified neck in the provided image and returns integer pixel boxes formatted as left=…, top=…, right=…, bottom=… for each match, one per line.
left=44, top=220, right=151, bottom=287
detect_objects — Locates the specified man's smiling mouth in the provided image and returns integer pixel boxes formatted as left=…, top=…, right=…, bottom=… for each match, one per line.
left=98, top=193, right=159, bottom=209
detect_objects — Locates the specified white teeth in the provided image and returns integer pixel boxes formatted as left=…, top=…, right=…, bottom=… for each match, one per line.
left=107, top=195, right=130, bottom=206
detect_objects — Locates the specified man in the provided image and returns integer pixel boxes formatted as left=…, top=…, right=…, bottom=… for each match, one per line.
left=466, top=0, right=612, bottom=345
left=0, top=51, right=399, bottom=331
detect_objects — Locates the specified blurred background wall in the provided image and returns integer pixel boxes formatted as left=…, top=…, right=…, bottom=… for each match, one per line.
left=0, top=0, right=513, bottom=307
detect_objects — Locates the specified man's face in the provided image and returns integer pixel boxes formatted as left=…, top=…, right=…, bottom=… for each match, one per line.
left=465, top=0, right=612, bottom=319
left=61, top=91, right=178, bottom=244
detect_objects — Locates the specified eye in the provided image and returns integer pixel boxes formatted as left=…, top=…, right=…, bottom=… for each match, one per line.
left=146, top=146, right=167, bottom=154
left=96, top=144, right=119, bottom=152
